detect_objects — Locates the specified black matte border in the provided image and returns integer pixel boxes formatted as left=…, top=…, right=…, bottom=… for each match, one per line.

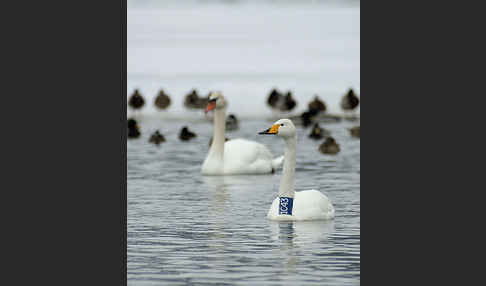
left=1, top=1, right=126, bottom=285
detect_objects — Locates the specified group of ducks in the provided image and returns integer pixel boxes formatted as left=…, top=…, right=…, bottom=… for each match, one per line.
left=128, top=87, right=360, bottom=115
left=128, top=88, right=219, bottom=111
left=266, top=88, right=297, bottom=112
left=299, top=89, right=360, bottom=127
left=128, top=88, right=360, bottom=156
left=128, top=92, right=361, bottom=221
left=128, top=115, right=356, bottom=155
left=128, top=89, right=171, bottom=111
left=268, top=88, right=360, bottom=155
left=128, top=119, right=197, bottom=144
left=128, top=87, right=359, bottom=154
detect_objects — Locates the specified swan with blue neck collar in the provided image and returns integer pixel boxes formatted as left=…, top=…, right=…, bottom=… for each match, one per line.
left=259, top=119, right=335, bottom=221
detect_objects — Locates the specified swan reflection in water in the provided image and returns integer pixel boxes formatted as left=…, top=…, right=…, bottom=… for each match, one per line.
left=201, top=174, right=274, bottom=212
left=200, top=175, right=275, bottom=256
left=270, top=220, right=335, bottom=246
left=269, top=220, right=335, bottom=272
left=201, top=176, right=231, bottom=213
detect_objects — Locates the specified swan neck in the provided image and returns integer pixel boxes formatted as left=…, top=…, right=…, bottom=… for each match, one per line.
left=209, top=107, right=226, bottom=158
left=279, top=136, right=296, bottom=198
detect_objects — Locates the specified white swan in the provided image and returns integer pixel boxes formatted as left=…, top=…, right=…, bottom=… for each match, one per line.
left=259, top=119, right=335, bottom=221
left=202, top=92, right=284, bottom=175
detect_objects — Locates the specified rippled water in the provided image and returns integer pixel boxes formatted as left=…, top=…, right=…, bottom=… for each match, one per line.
left=127, top=115, right=360, bottom=285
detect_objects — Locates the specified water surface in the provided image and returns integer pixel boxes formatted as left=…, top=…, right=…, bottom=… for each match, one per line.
left=128, top=116, right=360, bottom=285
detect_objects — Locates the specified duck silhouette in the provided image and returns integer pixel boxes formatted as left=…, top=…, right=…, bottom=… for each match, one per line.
left=128, top=89, right=145, bottom=112
left=226, top=114, right=239, bottom=131
left=127, top=118, right=141, bottom=139
left=179, top=126, right=197, bottom=141
left=349, top=126, right=360, bottom=138
left=340, top=88, right=360, bottom=111
left=266, top=89, right=297, bottom=112
left=267, top=88, right=282, bottom=109
left=149, top=130, right=166, bottom=145
left=283, top=91, right=297, bottom=112
left=300, top=109, right=319, bottom=128
left=319, top=137, right=340, bottom=155
left=309, top=123, right=330, bottom=140
left=308, top=95, right=327, bottom=114
left=184, top=89, right=209, bottom=110
left=154, top=89, right=171, bottom=110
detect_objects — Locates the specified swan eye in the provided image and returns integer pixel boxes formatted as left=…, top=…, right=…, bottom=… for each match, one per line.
left=280, top=124, right=284, bottom=126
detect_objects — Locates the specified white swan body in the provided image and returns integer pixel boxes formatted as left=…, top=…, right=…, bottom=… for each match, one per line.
left=202, top=92, right=283, bottom=176
left=202, top=138, right=283, bottom=175
left=267, top=190, right=335, bottom=221
left=259, top=119, right=335, bottom=221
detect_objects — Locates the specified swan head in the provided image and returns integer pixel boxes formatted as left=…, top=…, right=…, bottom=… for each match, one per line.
left=258, top=119, right=296, bottom=138
left=205, top=91, right=227, bottom=113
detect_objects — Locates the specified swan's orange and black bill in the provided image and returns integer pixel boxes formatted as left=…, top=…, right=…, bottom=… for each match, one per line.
left=259, top=124, right=279, bottom=135
left=205, top=100, right=216, bottom=113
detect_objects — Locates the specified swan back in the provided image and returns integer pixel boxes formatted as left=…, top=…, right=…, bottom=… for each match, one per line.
left=223, top=139, right=275, bottom=174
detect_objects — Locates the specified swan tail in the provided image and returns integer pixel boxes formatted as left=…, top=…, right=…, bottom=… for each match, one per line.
left=272, top=155, right=284, bottom=169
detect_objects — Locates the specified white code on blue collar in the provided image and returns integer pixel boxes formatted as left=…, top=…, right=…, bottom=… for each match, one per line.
left=279, top=197, right=294, bottom=215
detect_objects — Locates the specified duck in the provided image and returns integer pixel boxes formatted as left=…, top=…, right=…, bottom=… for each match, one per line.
left=349, top=126, right=360, bottom=138
left=202, top=91, right=284, bottom=175
left=308, top=95, right=327, bottom=114
left=340, top=88, right=360, bottom=111
left=154, top=89, right=171, bottom=110
left=127, top=118, right=141, bottom=139
left=179, top=126, right=197, bottom=141
left=308, top=123, right=330, bottom=140
left=258, top=119, right=335, bottom=221
left=128, top=89, right=145, bottom=111
left=184, top=89, right=209, bottom=110
left=267, top=88, right=282, bottom=109
left=149, top=130, right=165, bottom=145
left=225, top=114, right=239, bottom=131
left=266, top=89, right=297, bottom=112
left=283, top=91, right=297, bottom=112
left=319, top=136, right=340, bottom=155
left=300, top=110, right=315, bottom=128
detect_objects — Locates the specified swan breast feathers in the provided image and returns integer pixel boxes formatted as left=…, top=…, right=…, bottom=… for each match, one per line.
left=267, top=190, right=335, bottom=221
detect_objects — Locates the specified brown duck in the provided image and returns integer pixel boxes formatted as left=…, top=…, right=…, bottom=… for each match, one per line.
left=154, top=89, right=171, bottom=110
left=308, top=95, right=327, bottom=114
left=319, top=137, right=340, bottom=155
left=149, top=130, right=166, bottom=145
left=340, top=88, right=360, bottom=111
left=349, top=126, right=360, bottom=138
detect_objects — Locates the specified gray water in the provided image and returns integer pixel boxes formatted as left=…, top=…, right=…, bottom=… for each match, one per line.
left=127, top=115, right=360, bottom=285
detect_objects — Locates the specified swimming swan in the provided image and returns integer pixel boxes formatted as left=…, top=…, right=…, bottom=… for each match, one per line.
left=259, top=119, right=335, bottom=221
left=201, top=92, right=284, bottom=175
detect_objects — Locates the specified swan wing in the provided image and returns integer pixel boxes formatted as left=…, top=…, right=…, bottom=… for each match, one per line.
left=223, top=139, right=275, bottom=174
left=272, top=155, right=284, bottom=169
